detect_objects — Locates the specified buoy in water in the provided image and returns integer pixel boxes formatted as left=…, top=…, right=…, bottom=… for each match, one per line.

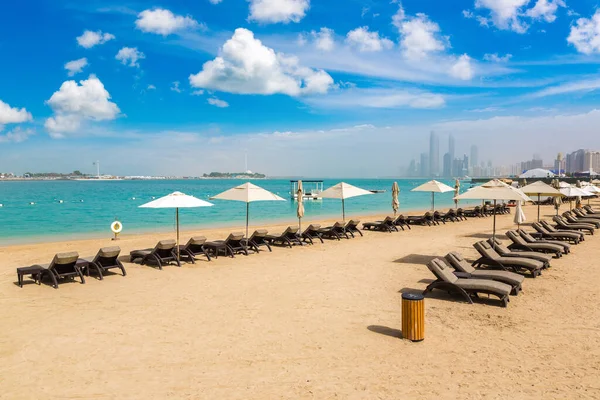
left=80, top=199, right=84, bottom=202
left=29, top=202, right=35, bottom=205
left=59, top=200, right=64, bottom=203
left=0, top=204, right=3, bottom=207
left=132, top=197, right=136, bottom=200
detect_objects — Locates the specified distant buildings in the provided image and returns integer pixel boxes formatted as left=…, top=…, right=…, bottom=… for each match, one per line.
left=566, top=149, right=600, bottom=174
left=420, top=152, right=430, bottom=177
left=470, top=145, right=478, bottom=169
left=429, top=131, right=439, bottom=177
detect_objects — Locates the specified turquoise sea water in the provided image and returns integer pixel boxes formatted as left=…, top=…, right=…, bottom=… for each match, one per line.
left=0, top=179, right=475, bottom=243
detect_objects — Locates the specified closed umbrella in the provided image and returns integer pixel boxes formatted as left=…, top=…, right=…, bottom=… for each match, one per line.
left=297, top=180, right=305, bottom=231
left=552, top=179, right=562, bottom=215
left=454, top=179, right=460, bottom=209
left=139, top=191, right=214, bottom=260
left=411, top=180, right=454, bottom=211
left=211, top=182, right=285, bottom=238
left=320, top=182, right=373, bottom=222
left=392, top=182, right=400, bottom=216
left=514, top=201, right=526, bottom=228
left=520, top=181, right=563, bottom=221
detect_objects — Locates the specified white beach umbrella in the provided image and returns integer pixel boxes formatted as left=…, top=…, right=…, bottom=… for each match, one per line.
left=320, top=182, right=373, bottom=222
left=392, top=182, right=400, bottom=216
left=514, top=201, right=526, bottom=228
left=139, top=191, right=214, bottom=259
left=560, top=186, right=592, bottom=210
left=211, top=182, right=285, bottom=238
left=297, top=180, right=305, bottom=231
left=520, top=181, right=563, bottom=221
left=454, top=179, right=460, bottom=209
left=455, top=184, right=532, bottom=244
left=411, top=180, right=454, bottom=211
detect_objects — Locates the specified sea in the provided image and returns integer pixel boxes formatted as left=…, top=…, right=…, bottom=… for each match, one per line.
left=0, top=178, right=477, bottom=244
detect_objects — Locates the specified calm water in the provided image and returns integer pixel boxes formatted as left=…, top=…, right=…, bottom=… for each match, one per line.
left=0, top=179, right=475, bottom=243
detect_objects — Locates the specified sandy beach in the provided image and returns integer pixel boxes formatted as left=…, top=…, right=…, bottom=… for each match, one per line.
left=1, top=202, right=600, bottom=399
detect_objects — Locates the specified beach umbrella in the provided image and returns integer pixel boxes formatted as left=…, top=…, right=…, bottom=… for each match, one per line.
left=297, top=180, right=305, bottom=232
left=520, top=181, right=563, bottom=221
left=411, top=180, right=454, bottom=211
left=551, top=179, right=562, bottom=215
left=139, top=191, right=214, bottom=260
left=454, top=179, right=460, bottom=209
left=392, top=182, right=400, bottom=216
left=514, top=201, right=526, bottom=228
left=320, top=182, right=373, bottom=222
left=455, top=183, right=531, bottom=245
left=559, top=186, right=591, bottom=210
left=211, top=182, right=285, bottom=238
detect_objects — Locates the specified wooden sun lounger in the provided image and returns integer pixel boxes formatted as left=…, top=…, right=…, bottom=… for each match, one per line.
left=393, top=215, right=410, bottom=230
left=320, top=222, right=349, bottom=239
left=344, top=220, right=363, bottom=237
left=506, top=230, right=563, bottom=258
left=473, top=241, right=544, bottom=278
left=406, top=213, right=434, bottom=226
left=540, top=220, right=585, bottom=241
left=363, top=216, right=398, bottom=233
left=553, top=216, right=595, bottom=235
left=130, top=240, right=181, bottom=269
left=566, top=210, right=600, bottom=226
left=205, top=233, right=249, bottom=257
left=81, top=246, right=126, bottom=279
left=179, top=236, right=212, bottom=262
left=34, top=252, right=85, bottom=288
left=486, top=238, right=552, bottom=267
left=423, top=258, right=511, bottom=307
left=265, top=227, right=303, bottom=247
left=532, top=222, right=581, bottom=244
left=242, top=230, right=272, bottom=252
left=517, top=229, right=570, bottom=254
left=301, top=224, right=324, bottom=244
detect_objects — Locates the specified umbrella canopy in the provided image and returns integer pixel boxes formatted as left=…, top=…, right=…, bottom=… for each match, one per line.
left=455, top=184, right=531, bottom=244
left=583, top=185, right=600, bottom=194
left=411, top=180, right=454, bottom=211
left=514, top=201, right=526, bottom=227
left=297, top=180, right=305, bottom=231
left=551, top=179, right=562, bottom=215
left=454, top=179, right=460, bottom=209
left=520, top=181, right=563, bottom=221
left=559, top=181, right=572, bottom=188
left=321, top=182, right=373, bottom=221
left=559, top=186, right=591, bottom=197
left=391, top=182, right=400, bottom=216
left=211, top=182, right=285, bottom=238
left=139, top=192, right=214, bottom=259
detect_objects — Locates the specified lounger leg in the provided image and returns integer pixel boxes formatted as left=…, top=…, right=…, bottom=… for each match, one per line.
left=76, top=267, right=86, bottom=284
left=117, top=261, right=127, bottom=276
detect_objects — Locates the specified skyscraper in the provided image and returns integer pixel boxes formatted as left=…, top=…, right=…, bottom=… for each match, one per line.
left=429, top=131, right=439, bottom=177
left=470, top=145, right=478, bottom=168
left=420, top=153, right=429, bottom=177
left=443, top=153, right=452, bottom=177
left=448, top=134, right=455, bottom=161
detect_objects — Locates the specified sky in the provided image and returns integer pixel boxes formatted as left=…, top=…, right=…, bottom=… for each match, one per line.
left=1, top=0, right=600, bottom=177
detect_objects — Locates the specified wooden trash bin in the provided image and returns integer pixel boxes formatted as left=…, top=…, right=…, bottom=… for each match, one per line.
left=401, top=293, right=425, bottom=342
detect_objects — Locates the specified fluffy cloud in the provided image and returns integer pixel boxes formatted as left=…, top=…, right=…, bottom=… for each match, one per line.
left=135, top=8, right=199, bottom=35
left=189, top=28, right=334, bottom=96
left=0, top=127, right=35, bottom=143
left=472, top=0, right=564, bottom=33
left=248, top=0, right=310, bottom=24
left=397, top=13, right=447, bottom=60
left=171, top=81, right=183, bottom=93
left=483, top=53, right=513, bottom=62
left=305, top=87, right=445, bottom=109
left=450, top=54, right=475, bottom=80
left=115, top=47, right=145, bottom=67
left=44, top=75, right=120, bottom=137
left=209, top=0, right=223, bottom=3
left=526, top=0, right=565, bottom=22
left=0, top=100, right=33, bottom=129
left=76, top=30, right=115, bottom=48
left=207, top=97, right=229, bottom=107
left=346, top=27, right=393, bottom=52
left=567, top=10, right=600, bottom=54
left=64, top=58, right=89, bottom=76
left=313, top=28, right=335, bottom=51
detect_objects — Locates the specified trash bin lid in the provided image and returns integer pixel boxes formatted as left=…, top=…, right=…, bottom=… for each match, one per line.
left=402, top=293, right=424, bottom=301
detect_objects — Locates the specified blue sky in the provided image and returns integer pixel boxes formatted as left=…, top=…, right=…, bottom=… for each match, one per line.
left=1, top=0, right=600, bottom=176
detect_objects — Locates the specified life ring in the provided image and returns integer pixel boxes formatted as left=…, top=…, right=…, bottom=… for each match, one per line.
left=111, top=221, right=123, bottom=234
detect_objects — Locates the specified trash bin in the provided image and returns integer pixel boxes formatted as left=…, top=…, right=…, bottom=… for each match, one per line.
left=401, top=293, right=424, bottom=342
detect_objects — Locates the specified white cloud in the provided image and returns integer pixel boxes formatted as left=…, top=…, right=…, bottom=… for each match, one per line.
left=189, top=28, right=334, bottom=96
left=470, top=106, right=503, bottom=112
left=209, top=0, right=223, bottom=3
left=462, top=9, right=475, bottom=18
left=392, top=4, right=405, bottom=28
left=147, top=84, right=157, bottom=90
left=346, top=27, right=393, bottom=52
left=0, top=100, right=33, bottom=128
left=171, top=81, right=183, bottom=93
left=305, top=87, right=445, bottom=109
left=567, top=10, right=600, bottom=55
left=0, top=127, right=35, bottom=143
left=528, top=78, right=600, bottom=98
left=76, top=30, right=115, bottom=48
left=135, top=8, right=199, bottom=35
left=397, top=13, right=447, bottom=60
left=64, top=58, right=89, bottom=76
left=207, top=97, right=229, bottom=107
left=248, top=0, right=310, bottom=24
left=116, top=47, right=145, bottom=67
left=474, top=0, right=530, bottom=32
left=450, top=54, right=475, bottom=80
left=525, top=0, right=565, bottom=22
left=44, top=75, right=120, bottom=137
left=483, top=53, right=513, bottom=62
left=312, top=28, right=335, bottom=51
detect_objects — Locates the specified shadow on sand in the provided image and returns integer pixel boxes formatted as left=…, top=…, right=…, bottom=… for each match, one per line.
left=367, top=325, right=403, bottom=339
left=393, top=254, right=438, bottom=265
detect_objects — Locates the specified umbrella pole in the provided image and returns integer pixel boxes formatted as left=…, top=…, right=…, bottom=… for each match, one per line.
left=176, top=208, right=180, bottom=261
left=537, top=194, right=540, bottom=222
left=342, top=199, right=345, bottom=222
left=431, top=192, right=435, bottom=212
left=492, top=199, right=497, bottom=247
left=246, top=202, right=249, bottom=240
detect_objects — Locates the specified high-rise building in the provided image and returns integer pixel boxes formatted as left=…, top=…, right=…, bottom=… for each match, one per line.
left=443, top=153, right=452, bottom=177
left=584, top=151, right=600, bottom=172
left=566, top=149, right=586, bottom=174
left=554, top=153, right=564, bottom=175
left=420, top=153, right=429, bottom=177
left=448, top=134, right=455, bottom=160
left=429, top=131, right=439, bottom=177
left=470, top=145, right=478, bottom=168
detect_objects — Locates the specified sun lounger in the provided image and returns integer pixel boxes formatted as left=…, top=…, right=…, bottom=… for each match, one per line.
left=363, top=216, right=398, bottom=233
left=505, top=230, right=563, bottom=258
left=445, top=252, right=523, bottom=295
left=35, top=252, right=85, bottom=288
left=540, top=220, right=585, bottom=241
left=320, top=222, right=349, bottom=239
left=532, top=222, right=581, bottom=244
left=393, top=215, right=411, bottom=230
left=179, top=236, right=212, bottom=263
left=553, top=216, right=595, bottom=235
left=517, top=229, right=570, bottom=254
left=130, top=240, right=181, bottom=269
left=563, top=211, right=600, bottom=228
left=205, top=233, right=249, bottom=257
left=486, top=238, right=552, bottom=266
left=442, top=209, right=459, bottom=222
left=568, top=209, right=600, bottom=225
left=473, top=241, right=544, bottom=277
left=301, top=224, right=325, bottom=244
left=423, top=258, right=511, bottom=307
left=265, top=227, right=303, bottom=247
left=406, top=212, right=434, bottom=226
left=82, top=246, right=126, bottom=279
left=463, top=206, right=483, bottom=218
left=583, top=205, right=598, bottom=214
left=242, top=230, right=272, bottom=252
left=432, top=211, right=446, bottom=225
left=456, top=208, right=467, bottom=221
left=344, top=220, right=363, bottom=237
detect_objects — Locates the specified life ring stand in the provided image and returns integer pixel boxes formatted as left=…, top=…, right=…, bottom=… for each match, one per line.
left=111, top=220, right=123, bottom=240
